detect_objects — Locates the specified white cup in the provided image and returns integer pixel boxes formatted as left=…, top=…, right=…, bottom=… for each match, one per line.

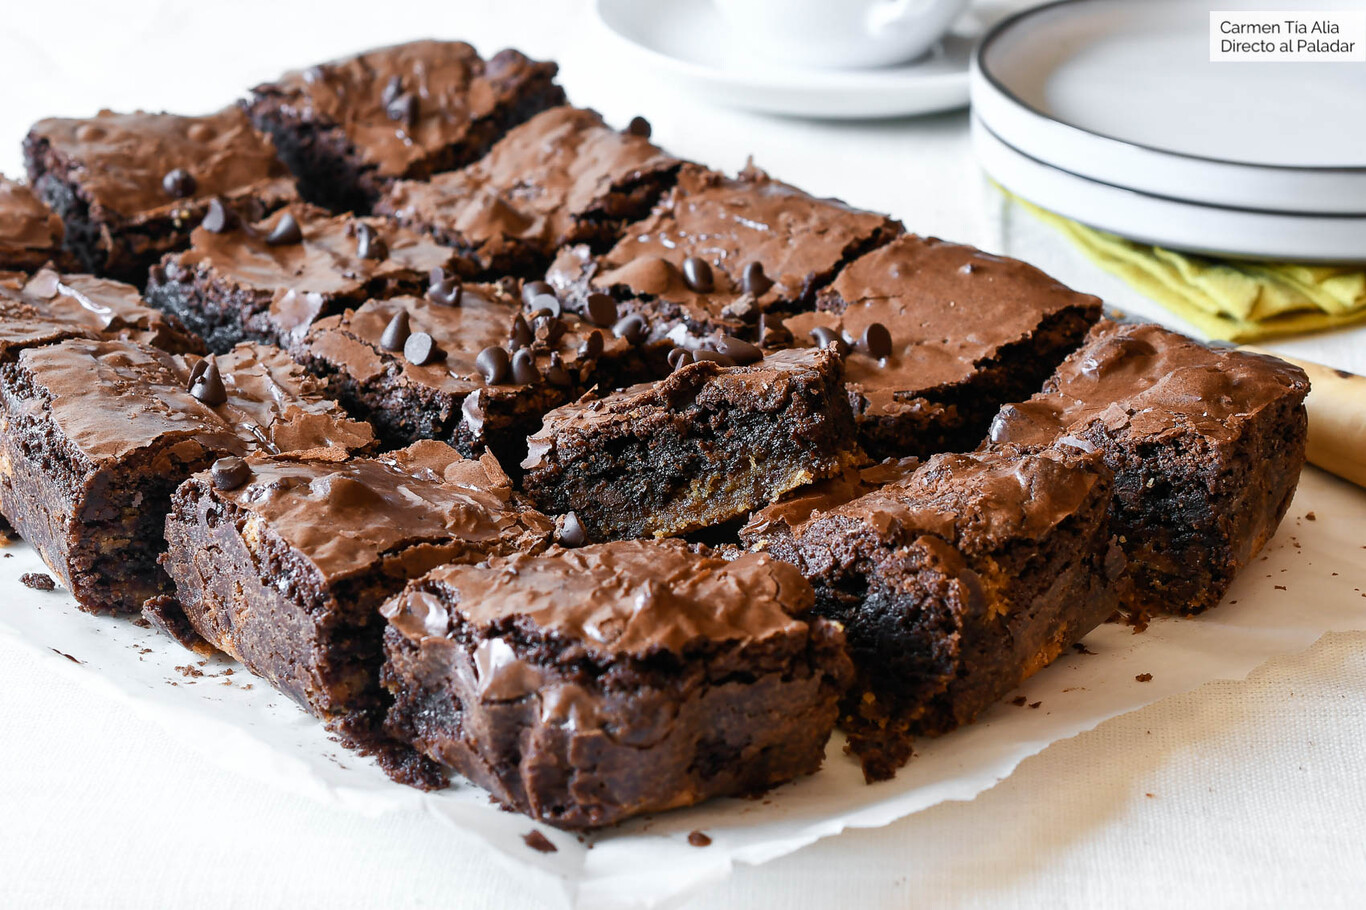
left=714, top=0, right=970, bottom=69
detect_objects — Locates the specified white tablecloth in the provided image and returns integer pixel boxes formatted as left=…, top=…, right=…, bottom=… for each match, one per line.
left=2, top=3, right=1363, bottom=907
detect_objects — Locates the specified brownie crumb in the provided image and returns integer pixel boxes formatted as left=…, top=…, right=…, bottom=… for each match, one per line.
left=1145, top=792, right=1155, bottom=798
left=1011, top=696, right=1028, bottom=707
left=20, top=572, right=56, bottom=591
left=1274, top=584, right=1287, bottom=591
left=687, top=830, right=712, bottom=847
left=1028, top=701, right=1042, bottom=709
left=1072, top=642, right=1097, bottom=655
left=174, top=664, right=204, bottom=678
left=1305, top=511, right=1316, bottom=521
left=1136, top=673, right=1153, bottom=682
left=50, top=648, right=82, bottom=665
left=523, top=830, right=557, bottom=853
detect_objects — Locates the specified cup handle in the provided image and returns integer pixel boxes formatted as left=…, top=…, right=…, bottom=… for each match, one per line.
left=866, top=0, right=938, bottom=33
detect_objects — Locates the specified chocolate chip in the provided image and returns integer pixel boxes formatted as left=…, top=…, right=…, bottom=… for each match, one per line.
left=387, top=92, right=418, bottom=127
left=511, top=348, right=539, bottom=384
left=862, top=322, right=893, bottom=359
left=558, top=511, right=588, bottom=547
left=691, top=349, right=735, bottom=366
left=578, top=330, right=604, bottom=360
left=741, top=261, right=773, bottom=296
left=201, top=198, right=232, bottom=233
left=475, top=345, right=510, bottom=384
left=613, top=314, right=648, bottom=345
left=190, top=357, right=228, bottom=407
left=681, top=256, right=714, bottom=293
left=355, top=222, right=388, bottom=260
left=585, top=293, right=618, bottom=327
left=528, top=293, right=561, bottom=319
left=668, top=347, right=692, bottom=371
left=162, top=168, right=197, bottom=198
left=403, top=332, right=440, bottom=366
left=265, top=212, right=303, bottom=246
left=186, top=357, right=208, bottom=389
left=521, top=280, right=554, bottom=307
left=210, top=456, right=251, bottom=491
left=545, top=352, right=572, bottom=387
left=687, top=831, right=712, bottom=848
left=810, top=326, right=849, bottom=356
left=757, top=312, right=787, bottom=341
left=535, top=315, right=566, bottom=345
left=626, top=116, right=652, bottom=139
left=380, top=310, right=410, bottom=352
left=381, top=74, right=404, bottom=106
left=715, top=335, right=762, bottom=365
left=427, top=268, right=462, bottom=306
left=510, top=314, right=534, bottom=349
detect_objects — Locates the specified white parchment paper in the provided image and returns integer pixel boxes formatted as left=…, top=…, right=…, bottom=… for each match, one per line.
left=1, top=467, right=1363, bottom=910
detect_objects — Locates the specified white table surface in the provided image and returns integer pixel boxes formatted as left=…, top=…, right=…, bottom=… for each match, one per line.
left=2, top=2, right=1364, bottom=907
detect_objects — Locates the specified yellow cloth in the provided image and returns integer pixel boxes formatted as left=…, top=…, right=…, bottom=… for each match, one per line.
left=1013, top=196, right=1366, bottom=342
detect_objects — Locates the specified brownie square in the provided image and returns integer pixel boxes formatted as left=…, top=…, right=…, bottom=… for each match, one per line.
left=246, top=40, right=564, bottom=213
left=987, top=319, right=1310, bottom=617
left=5, top=267, right=203, bottom=354
left=375, top=106, right=681, bottom=277
left=775, top=235, right=1103, bottom=460
left=521, top=347, right=863, bottom=541
left=750, top=447, right=1121, bottom=781
left=547, top=164, right=903, bottom=347
left=161, top=441, right=554, bottom=730
left=0, top=176, right=72, bottom=273
left=23, top=107, right=297, bottom=283
left=380, top=538, right=852, bottom=826
left=296, top=284, right=631, bottom=458
left=146, top=203, right=458, bottom=353
left=0, top=338, right=372, bottom=613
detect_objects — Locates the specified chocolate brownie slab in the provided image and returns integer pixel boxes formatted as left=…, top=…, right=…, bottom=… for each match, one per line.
left=162, top=442, right=553, bottom=728
left=754, top=447, right=1120, bottom=781
left=521, top=347, right=862, bottom=541
left=987, top=320, right=1310, bottom=617
left=247, top=40, right=564, bottom=212
left=23, top=108, right=296, bottom=282
left=296, top=284, right=629, bottom=458
left=0, top=338, right=372, bottom=613
left=381, top=539, right=852, bottom=826
left=146, top=204, right=458, bottom=353
left=780, top=235, right=1102, bottom=460
left=0, top=176, right=71, bottom=273
left=547, top=163, right=902, bottom=346
left=375, top=106, right=681, bottom=277
left=4, top=267, right=202, bottom=354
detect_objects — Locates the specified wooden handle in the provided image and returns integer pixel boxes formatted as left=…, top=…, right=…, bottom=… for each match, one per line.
left=1244, top=347, right=1366, bottom=489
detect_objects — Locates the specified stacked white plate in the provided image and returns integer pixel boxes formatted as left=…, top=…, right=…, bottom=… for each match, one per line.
left=970, top=0, right=1366, bottom=262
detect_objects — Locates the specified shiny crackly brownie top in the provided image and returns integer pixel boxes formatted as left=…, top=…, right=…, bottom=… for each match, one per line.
left=555, top=164, right=902, bottom=319
left=9, top=337, right=372, bottom=465
left=740, top=457, right=920, bottom=545
left=253, top=40, right=560, bottom=179
left=4, top=268, right=200, bottom=353
left=377, top=106, right=679, bottom=257
left=382, top=538, right=814, bottom=669
left=27, top=107, right=292, bottom=219
left=201, top=441, right=553, bottom=583
left=988, top=320, right=1311, bottom=448
left=0, top=176, right=63, bottom=261
left=784, top=235, right=1102, bottom=415
left=789, top=448, right=1108, bottom=556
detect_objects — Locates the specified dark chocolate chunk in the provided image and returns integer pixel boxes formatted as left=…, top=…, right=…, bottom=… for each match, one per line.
left=265, top=212, right=303, bottom=246
left=510, top=314, right=534, bottom=349
left=355, top=222, right=388, bottom=260
left=201, top=198, right=231, bottom=233
left=210, top=456, right=251, bottom=491
left=810, top=326, right=849, bottom=356
left=715, top=335, right=761, bottom=365
left=558, top=511, right=588, bottom=547
left=861, top=321, right=893, bottom=359
left=426, top=268, right=462, bottom=306
left=528, top=292, right=561, bottom=319
left=545, top=352, right=572, bottom=388
left=381, top=310, right=411, bottom=351
left=522, top=280, right=554, bottom=307
left=585, top=293, right=618, bottom=327
left=511, top=347, right=539, bottom=384
left=667, top=346, right=691, bottom=371
left=690, top=349, right=734, bottom=366
left=742, top=261, right=773, bottom=296
left=190, top=356, right=228, bottom=406
left=626, top=116, right=652, bottom=139
left=535, top=314, right=566, bottom=345
left=613, top=314, right=647, bottom=345
left=578, top=330, right=604, bottom=360
left=162, top=168, right=197, bottom=198
left=681, top=256, right=714, bottom=293
left=476, top=345, right=510, bottom=384
left=403, top=331, right=440, bottom=366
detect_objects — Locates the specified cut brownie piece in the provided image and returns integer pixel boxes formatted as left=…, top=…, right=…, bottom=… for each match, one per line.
left=161, top=441, right=554, bottom=730
left=547, top=163, right=903, bottom=347
left=779, top=235, right=1102, bottom=460
left=752, top=447, right=1120, bottom=781
left=381, top=538, right=852, bottom=826
left=0, top=338, right=372, bottom=613
left=23, top=107, right=296, bottom=282
left=4, top=267, right=203, bottom=354
left=375, top=106, right=681, bottom=277
left=0, top=176, right=71, bottom=272
left=296, top=284, right=630, bottom=458
left=146, top=203, right=458, bottom=353
left=521, top=347, right=863, bottom=541
left=246, top=40, right=564, bottom=212
left=987, top=319, right=1310, bottom=617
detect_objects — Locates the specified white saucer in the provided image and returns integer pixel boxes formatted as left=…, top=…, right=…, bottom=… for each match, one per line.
left=593, top=0, right=972, bottom=119
left=973, top=116, right=1366, bottom=263
left=972, top=0, right=1366, bottom=215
